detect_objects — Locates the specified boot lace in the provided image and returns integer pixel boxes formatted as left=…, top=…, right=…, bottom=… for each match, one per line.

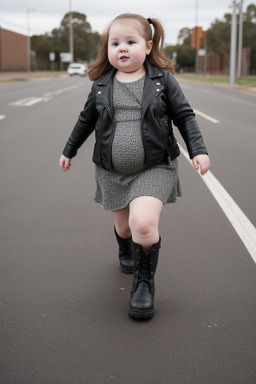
left=137, top=254, right=153, bottom=284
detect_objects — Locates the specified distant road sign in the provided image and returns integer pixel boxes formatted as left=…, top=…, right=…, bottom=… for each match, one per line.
left=60, top=52, right=73, bottom=63
left=198, top=49, right=206, bottom=57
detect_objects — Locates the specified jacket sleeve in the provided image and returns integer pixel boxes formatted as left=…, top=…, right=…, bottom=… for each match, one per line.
left=62, top=84, right=98, bottom=158
left=166, top=72, right=208, bottom=159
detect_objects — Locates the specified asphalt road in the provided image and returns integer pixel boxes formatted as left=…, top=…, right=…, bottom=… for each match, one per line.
left=1, top=75, right=256, bottom=384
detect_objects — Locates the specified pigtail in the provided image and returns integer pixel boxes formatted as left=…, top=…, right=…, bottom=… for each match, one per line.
left=87, top=31, right=112, bottom=81
left=147, top=18, right=175, bottom=74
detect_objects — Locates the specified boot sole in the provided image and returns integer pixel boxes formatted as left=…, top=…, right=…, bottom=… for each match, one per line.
left=128, top=307, right=154, bottom=319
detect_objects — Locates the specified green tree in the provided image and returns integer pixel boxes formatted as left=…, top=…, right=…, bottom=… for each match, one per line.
left=164, top=4, right=256, bottom=73
left=243, top=4, right=256, bottom=47
left=177, top=27, right=191, bottom=46
left=207, top=4, right=256, bottom=54
left=31, top=34, right=53, bottom=56
left=31, top=12, right=101, bottom=67
left=175, top=45, right=196, bottom=69
left=31, top=34, right=55, bottom=69
left=164, top=27, right=195, bottom=71
left=207, top=14, right=231, bottom=54
left=51, top=12, right=100, bottom=62
left=164, top=43, right=196, bottom=71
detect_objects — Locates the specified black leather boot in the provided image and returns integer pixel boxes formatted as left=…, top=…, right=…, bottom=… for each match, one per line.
left=114, top=227, right=134, bottom=274
left=128, top=238, right=161, bottom=319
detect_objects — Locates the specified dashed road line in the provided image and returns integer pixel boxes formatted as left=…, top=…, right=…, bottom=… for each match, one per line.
left=9, top=97, right=52, bottom=107
left=8, top=82, right=84, bottom=107
left=0, top=115, right=6, bottom=120
left=180, top=144, right=256, bottom=263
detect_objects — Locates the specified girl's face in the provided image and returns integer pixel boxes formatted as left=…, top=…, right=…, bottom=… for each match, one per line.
left=108, top=19, right=152, bottom=76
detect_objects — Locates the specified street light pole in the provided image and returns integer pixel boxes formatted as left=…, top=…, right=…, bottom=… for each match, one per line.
left=229, top=0, right=238, bottom=85
left=27, top=9, right=36, bottom=72
left=237, top=0, right=244, bottom=78
left=69, top=0, right=74, bottom=62
left=195, top=0, right=199, bottom=74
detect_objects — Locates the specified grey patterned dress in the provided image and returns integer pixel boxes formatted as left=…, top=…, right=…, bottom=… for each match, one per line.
left=94, top=75, right=182, bottom=211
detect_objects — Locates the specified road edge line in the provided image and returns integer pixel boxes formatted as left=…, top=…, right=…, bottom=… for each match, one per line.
left=179, top=144, right=256, bottom=263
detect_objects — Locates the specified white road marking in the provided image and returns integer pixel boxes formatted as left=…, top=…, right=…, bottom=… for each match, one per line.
left=194, top=108, right=220, bottom=124
left=43, top=83, right=83, bottom=97
left=180, top=145, right=256, bottom=263
left=8, top=83, right=84, bottom=107
left=0, top=115, right=6, bottom=120
left=9, top=97, right=46, bottom=107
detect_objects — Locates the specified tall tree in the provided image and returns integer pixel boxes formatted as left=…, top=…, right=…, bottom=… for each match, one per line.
left=164, top=27, right=196, bottom=70
left=207, top=4, right=256, bottom=54
left=31, top=12, right=100, bottom=67
left=177, top=27, right=191, bottom=46
left=242, top=4, right=256, bottom=47
left=41, top=12, right=100, bottom=63
left=206, top=14, right=231, bottom=54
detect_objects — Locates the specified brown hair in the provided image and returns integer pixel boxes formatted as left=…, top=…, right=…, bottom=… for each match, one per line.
left=87, top=13, right=175, bottom=80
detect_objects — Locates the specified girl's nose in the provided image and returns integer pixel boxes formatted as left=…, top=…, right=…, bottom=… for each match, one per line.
left=119, top=44, right=128, bottom=52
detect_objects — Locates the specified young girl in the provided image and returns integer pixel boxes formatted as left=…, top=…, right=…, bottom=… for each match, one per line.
left=59, top=13, right=210, bottom=319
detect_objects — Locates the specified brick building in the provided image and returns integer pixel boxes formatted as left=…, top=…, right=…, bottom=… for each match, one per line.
left=0, top=28, right=28, bottom=71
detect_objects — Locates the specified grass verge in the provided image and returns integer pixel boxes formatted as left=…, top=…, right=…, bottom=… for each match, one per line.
left=175, top=74, right=256, bottom=87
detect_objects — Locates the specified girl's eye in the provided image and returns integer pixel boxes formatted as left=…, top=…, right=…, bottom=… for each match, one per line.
left=128, top=41, right=135, bottom=45
left=112, top=42, right=119, bottom=47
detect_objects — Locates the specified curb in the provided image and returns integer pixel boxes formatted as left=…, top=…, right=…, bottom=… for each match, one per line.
left=0, top=71, right=67, bottom=83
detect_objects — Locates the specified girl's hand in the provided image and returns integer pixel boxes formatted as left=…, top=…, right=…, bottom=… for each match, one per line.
left=192, top=154, right=210, bottom=176
left=59, top=155, right=72, bottom=172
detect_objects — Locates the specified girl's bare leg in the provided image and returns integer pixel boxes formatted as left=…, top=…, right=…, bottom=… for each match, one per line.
left=128, top=196, right=163, bottom=318
left=112, top=206, right=131, bottom=239
left=129, top=196, right=163, bottom=252
left=112, top=206, right=133, bottom=273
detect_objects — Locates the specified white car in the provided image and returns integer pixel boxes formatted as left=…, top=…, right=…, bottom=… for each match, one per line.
left=67, top=63, right=87, bottom=76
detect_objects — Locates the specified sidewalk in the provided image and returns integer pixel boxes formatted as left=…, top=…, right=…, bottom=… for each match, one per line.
left=176, top=74, right=256, bottom=96
left=0, top=71, right=66, bottom=83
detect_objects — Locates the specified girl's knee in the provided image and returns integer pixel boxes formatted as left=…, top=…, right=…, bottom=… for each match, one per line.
left=129, top=214, right=156, bottom=237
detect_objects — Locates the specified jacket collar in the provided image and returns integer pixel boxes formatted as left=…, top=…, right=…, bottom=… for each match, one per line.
left=144, top=60, right=164, bottom=79
left=142, top=61, right=165, bottom=116
left=96, top=67, right=116, bottom=86
left=96, top=60, right=164, bottom=86
left=95, top=61, right=165, bottom=119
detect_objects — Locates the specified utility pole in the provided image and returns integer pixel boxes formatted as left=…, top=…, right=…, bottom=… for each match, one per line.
left=27, top=9, right=36, bottom=72
left=237, top=0, right=244, bottom=78
left=203, top=32, right=207, bottom=76
left=69, top=0, right=74, bottom=62
left=229, top=0, right=238, bottom=85
left=195, top=0, right=199, bottom=74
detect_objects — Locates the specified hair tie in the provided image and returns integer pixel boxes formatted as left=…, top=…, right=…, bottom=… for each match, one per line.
left=147, top=17, right=153, bottom=25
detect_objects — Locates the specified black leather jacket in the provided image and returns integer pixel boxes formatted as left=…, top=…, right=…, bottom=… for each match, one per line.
left=63, top=61, right=208, bottom=171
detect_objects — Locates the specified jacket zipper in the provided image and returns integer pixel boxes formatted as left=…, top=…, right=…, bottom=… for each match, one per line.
left=108, top=122, right=116, bottom=171
left=139, top=117, right=149, bottom=167
left=97, top=94, right=114, bottom=171
left=157, top=99, right=172, bottom=165
left=95, top=108, right=103, bottom=164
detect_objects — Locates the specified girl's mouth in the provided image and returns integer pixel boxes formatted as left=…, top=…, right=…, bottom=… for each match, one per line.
left=120, top=56, right=128, bottom=60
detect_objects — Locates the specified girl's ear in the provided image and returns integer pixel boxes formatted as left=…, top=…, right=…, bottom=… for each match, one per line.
left=146, top=40, right=153, bottom=55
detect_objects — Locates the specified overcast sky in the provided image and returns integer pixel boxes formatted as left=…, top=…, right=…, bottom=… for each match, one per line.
left=0, top=0, right=253, bottom=45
